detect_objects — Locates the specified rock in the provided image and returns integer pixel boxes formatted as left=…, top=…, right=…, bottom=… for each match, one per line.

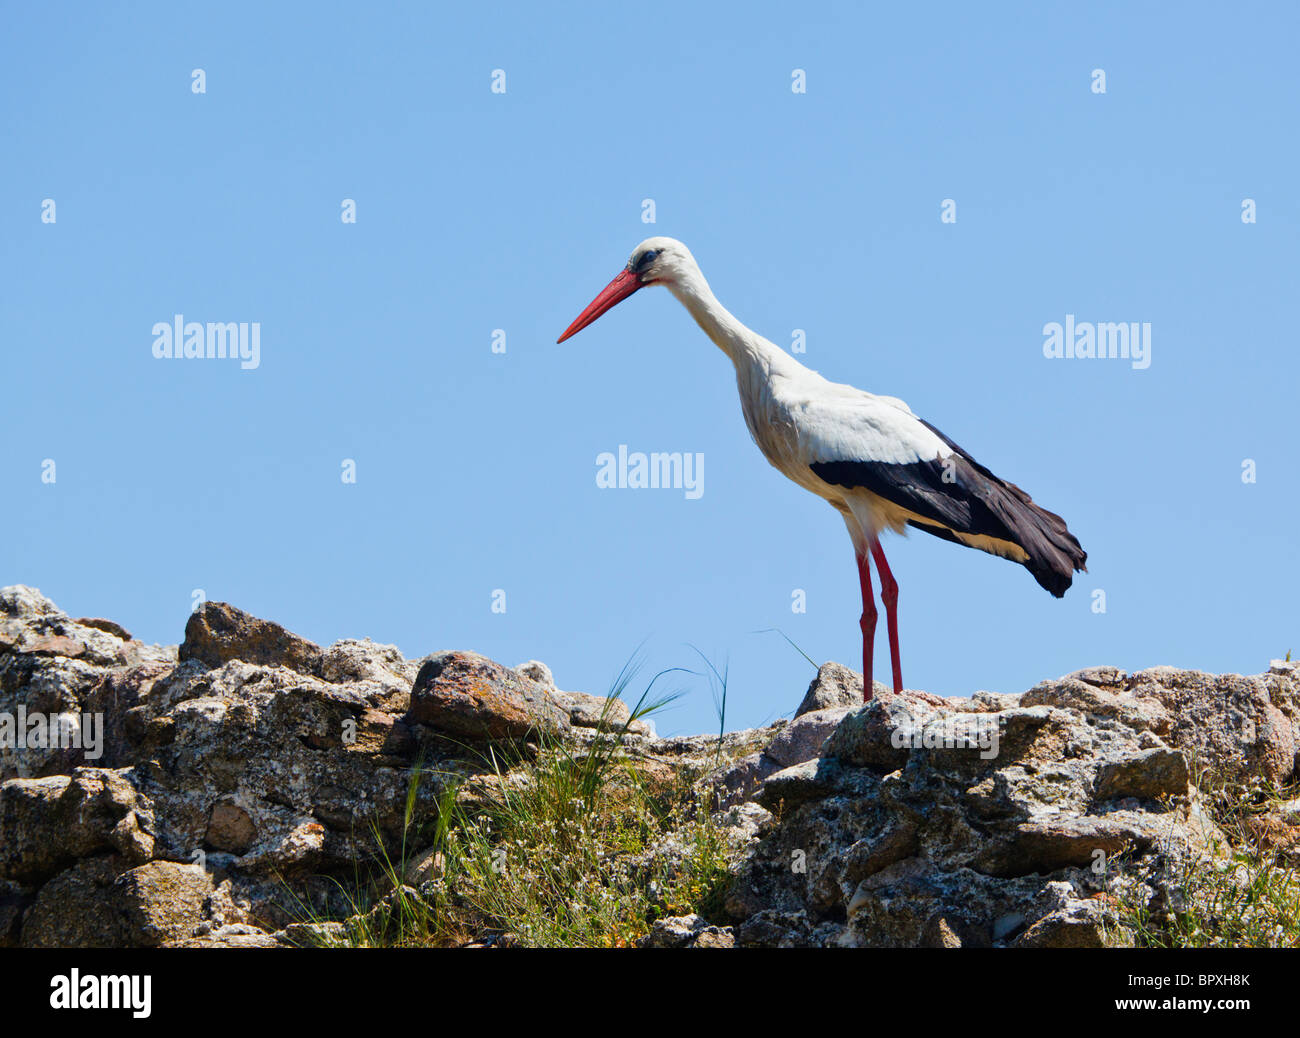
left=318, top=639, right=418, bottom=701
left=710, top=752, right=781, bottom=807
left=0, top=605, right=174, bottom=776
left=0, top=586, right=62, bottom=620
left=639, top=914, right=705, bottom=947
left=0, top=769, right=155, bottom=884
left=1124, top=667, right=1297, bottom=787
left=1066, top=665, right=1126, bottom=689
left=0, top=882, right=25, bottom=947
left=729, top=673, right=1230, bottom=947
left=638, top=914, right=735, bottom=948
left=717, top=801, right=774, bottom=844
left=276, top=921, right=350, bottom=948
left=20, top=856, right=130, bottom=947
left=515, top=662, right=655, bottom=735
left=1017, top=899, right=1120, bottom=948
left=973, top=812, right=1166, bottom=877
left=549, top=689, right=632, bottom=730
left=1, top=591, right=169, bottom=676
left=1014, top=880, right=1130, bottom=947
left=22, top=858, right=249, bottom=948
left=403, top=846, right=445, bottom=887
left=24, top=635, right=88, bottom=659
left=797, top=662, right=883, bottom=715
left=75, top=618, right=133, bottom=641
left=175, top=923, right=281, bottom=948
left=923, top=915, right=966, bottom=947
left=821, top=693, right=944, bottom=771
left=1, top=584, right=1292, bottom=950
left=114, top=861, right=217, bottom=947
left=206, top=800, right=258, bottom=854
left=760, top=758, right=859, bottom=810
left=734, top=909, right=818, bottom=948
left=1094, top=747, right=1190, bottom=801
left=766, top=707, right=851, bottom=768
left=1022, top=676, right=1169, bottom=734
left=515, top=660, right=554, bottom=687
left=180, top=601, right=323, bottom=675
left=693, top=927, right=735, bottom=948
left=408, top=651, right=570, bottom=742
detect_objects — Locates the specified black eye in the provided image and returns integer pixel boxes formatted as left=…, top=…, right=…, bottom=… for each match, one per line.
left=634, top=249, right=660, bottom=271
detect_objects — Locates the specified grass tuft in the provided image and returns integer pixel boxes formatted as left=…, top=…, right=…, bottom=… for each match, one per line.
left=289, top=659, right=748, bottom=947
left=1118, top=773, right=1300, bottom=948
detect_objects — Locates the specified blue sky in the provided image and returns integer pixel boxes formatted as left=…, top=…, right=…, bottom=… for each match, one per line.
left=3, top=2, right=1296, bottom=735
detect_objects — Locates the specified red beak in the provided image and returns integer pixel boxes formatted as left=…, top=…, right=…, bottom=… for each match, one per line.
left=556, top=268, right=644, bottom=343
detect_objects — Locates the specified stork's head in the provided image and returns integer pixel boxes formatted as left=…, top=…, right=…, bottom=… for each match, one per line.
left=556, top=237, right=695, bottom=343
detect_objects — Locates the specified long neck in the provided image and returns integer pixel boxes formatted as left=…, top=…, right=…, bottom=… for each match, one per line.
left=667, top=267, right=802, bottom=382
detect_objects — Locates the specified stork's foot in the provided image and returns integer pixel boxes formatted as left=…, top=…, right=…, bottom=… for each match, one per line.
left=862, top=676, right=902, bottom=702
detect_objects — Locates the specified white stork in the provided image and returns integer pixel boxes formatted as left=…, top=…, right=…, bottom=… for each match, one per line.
left=557, top=237, right=1087, bottom=701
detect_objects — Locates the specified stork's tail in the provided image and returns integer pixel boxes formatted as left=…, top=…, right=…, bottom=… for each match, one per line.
left=907, top=489, right=1086, bottom=597
left=911, top=420, right=1088, bottom=598
left=989, top=480, right=1087, bottom=597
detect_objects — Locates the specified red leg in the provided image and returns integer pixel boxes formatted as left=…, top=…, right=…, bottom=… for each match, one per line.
left=856, top=549, right=878, bottom=702
left=870, top=540, right=902, bottom=694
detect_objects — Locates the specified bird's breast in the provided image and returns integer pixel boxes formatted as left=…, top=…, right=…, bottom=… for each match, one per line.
left=736, top=379, right=832, bottom=498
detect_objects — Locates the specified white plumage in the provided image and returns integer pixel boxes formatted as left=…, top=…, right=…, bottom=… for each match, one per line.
left=558, top=237, right=1086, bottom=700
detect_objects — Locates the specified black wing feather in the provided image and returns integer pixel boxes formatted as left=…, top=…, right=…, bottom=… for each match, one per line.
left=810, top=419, right=1087, bottom=598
